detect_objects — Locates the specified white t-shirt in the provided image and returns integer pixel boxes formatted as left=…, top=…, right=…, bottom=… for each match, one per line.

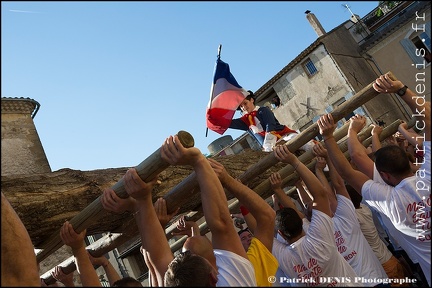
left=363, top=173, right=418, bottom=256
left=361, top=141, right=431, bottom=286
left=273, top=267, right=292, bottom=287
left=273, top=209, right=360, bottom=287
left=333, top=195, right=388, bottom=286
left=356, top=203, right=394, bottom=264
left=214, top=249, right=257, bottom=286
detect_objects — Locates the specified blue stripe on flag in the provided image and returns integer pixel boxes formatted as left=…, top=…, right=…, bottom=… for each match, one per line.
left=213, top=59, right=242, bottom=88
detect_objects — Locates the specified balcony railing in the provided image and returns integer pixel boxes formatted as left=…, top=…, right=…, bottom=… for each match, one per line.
left=362, top=1, right=405, bottom=30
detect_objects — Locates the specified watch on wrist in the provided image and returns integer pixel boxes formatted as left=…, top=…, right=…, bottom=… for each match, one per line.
left=396, top=85, right=408, bottom=97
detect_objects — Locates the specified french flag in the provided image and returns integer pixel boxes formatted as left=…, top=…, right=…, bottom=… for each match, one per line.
left=206, top=58, right=248, bottom=135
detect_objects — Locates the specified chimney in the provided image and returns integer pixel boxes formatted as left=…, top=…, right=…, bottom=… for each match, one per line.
left=305, top=10, right=326, bottom=37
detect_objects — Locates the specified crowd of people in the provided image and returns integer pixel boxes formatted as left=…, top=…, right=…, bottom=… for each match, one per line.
left=1, top=73, right=430, bottom=287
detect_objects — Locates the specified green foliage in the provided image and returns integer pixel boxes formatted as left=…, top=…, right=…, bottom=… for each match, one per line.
left=376, top=1, right=398, bottom=17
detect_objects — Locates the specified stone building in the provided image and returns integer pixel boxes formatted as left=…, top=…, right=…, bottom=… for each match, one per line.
left=1, top=97, right=124, bottom=286
left=211, top=1, right=430, bottom=156
left=2, top=1, right=430, bottom=284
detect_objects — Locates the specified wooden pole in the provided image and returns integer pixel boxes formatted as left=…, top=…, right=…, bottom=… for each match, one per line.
left=250, top=125, right=373, bottom=200
left=237, top=72, right=398, bottom=184
left=36, top=131, right=194, bottom=263
left=39, top=72, right=404, bottom=276
left=175, top=118, right=405, bottom=248
left=41, top=111, right=406, bottom=284
left=40, top=219, right=138, bottom=285
left=164, top=68, right=397, bottom=215
left=163, top=120, right=350, bottom=215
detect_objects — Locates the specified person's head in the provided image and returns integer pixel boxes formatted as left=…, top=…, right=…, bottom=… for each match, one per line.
left=275, top=207, right=304, bottom=243
left=238, top=91, right=256, bottom=114
left=346, top=185, right=362, bottom=209
left=272, top=96, right=281, bottom=107
left=112, top=276, right=142, bottom=287
left=164, top=250, right=218, bottom=287
left=374, top=145, right=412, bottom=186
left=237, top=228, right=253, bottom=251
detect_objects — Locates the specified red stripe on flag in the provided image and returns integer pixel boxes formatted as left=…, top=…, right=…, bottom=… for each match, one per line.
left=206, top=90, right=246, bottom=135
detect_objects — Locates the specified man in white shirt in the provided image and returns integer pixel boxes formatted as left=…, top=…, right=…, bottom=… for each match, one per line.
left=271, top=145, right=360, bottom=287
left=312, top=143, right=389, bottom=286
left=316, top=73, right=430, bottom=286
left=106, top=136, right=256, bottom=286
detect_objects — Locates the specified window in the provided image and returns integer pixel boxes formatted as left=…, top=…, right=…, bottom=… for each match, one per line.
left=400, top=22, right=431, bottom=65
left=302, top=58, right=318, bottom=77
left=411, top=32, right=431, bottom=63
left=271, top=95, right=281, bottom=109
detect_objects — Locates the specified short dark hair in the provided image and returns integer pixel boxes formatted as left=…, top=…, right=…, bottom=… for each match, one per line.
left=246, top=90, right=255, bottom=100
left=275, top=207, right=303, bottom=240
left=164, top=250, right=213, bottom=286
left=237, top=90, right=255, bottom=110
left=112, top=276, right=142, bottom=287
left=237, top=227, right=252, bottom=236
left=375, top=145, right=411, bottom=177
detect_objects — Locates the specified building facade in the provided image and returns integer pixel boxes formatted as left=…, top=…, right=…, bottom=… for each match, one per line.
left=210, top=1, right=430, bottom=157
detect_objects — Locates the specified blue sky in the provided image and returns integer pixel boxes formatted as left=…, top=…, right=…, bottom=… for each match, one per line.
left=2, top=1, right=379, bottom=171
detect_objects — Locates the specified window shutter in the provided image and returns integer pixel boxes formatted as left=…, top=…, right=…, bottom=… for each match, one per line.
left=425, top=22, right=431, bottom=51
left=400, top=38, right=422, bottom=65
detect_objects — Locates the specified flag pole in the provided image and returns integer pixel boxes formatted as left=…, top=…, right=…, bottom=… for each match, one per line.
left=206, top=44, right=222, bottom=137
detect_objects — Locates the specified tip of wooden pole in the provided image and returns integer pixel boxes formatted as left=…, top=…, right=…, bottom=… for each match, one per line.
left=177, top=131, right=195, bottom=148
left=386, top=71, right=397, bottom=81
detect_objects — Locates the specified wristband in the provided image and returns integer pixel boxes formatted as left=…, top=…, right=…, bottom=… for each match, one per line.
left=240, top=205, right=250, bottom=216
left=396, top=85, right=408, bottom=97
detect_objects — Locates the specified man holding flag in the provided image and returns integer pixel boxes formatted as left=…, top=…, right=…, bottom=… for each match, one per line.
left=206, top=55, right=297, bottom=149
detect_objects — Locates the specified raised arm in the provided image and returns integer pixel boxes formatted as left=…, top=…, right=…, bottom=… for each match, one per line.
left=316, top=143, right=351, bottom=200
left=141, top=247, right=158, bottom=287
left=59, top=222, right=101, bottom=287
left=317, top=114, right=370, bottom=194
left=172, top=215, right=201, bottom=237
left=294, top=179, right=313, bottom=210
left=239, top=204, right=258, bottom=233
left=373, top=73, right=430, bottom=141
left=371, top=124, right=383, bottom=153
left=161, top=135, right=247, bottom=258
left=398, top=121, right=424, bottom=148
left=153, top=197, right=180, bottom=228
left=271, top=194, right=281, bottom=212
left=208, top=158, right=275, bottom=252
left=273, top=145, right=331, bottom=216
left=87, top=252, right=121, bottom=286
left=347, top=114, right=375, bottom=179
left=313, top=156, right=332, bottom=194
left=312, top=142, right=339, bottom=210
left=122, top=168, right=172, bottom=285
left=101, top=185, right=179, bottom=285
left=269, top=172, right=305, bottom=219
left=51, top=266, right=75, bottom=287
